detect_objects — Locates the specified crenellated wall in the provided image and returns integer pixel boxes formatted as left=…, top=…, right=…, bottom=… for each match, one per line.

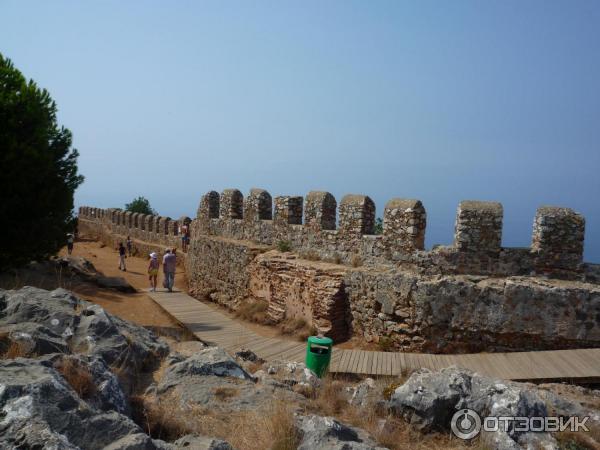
left=77, top=188, right=599, bottom=352
left=192, top=188, right=587, bottom=277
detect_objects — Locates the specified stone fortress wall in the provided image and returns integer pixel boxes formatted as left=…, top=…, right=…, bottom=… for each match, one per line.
left=78, top=187, right=600, bottom=353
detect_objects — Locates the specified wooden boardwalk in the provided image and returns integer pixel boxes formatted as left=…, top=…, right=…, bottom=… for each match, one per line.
left=147, top=290, right=600, bottom=382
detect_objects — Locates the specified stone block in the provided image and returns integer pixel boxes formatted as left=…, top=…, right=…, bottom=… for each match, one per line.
left=531, top=206, right=585, bottom=272
left=198, top=191, right=220, bottom=219
left=383, top=198, right=426, bottom=252
left=274, top=196, right=303, bottom=226
left=244, top=188, right=272, bottom=221
left=304, top=191, right=336, bottom=230
left=220, top=189, right=244, bottom=219
left=339, top=194, right=376, bottom=235
left=453, top=200, right=503, bottom=253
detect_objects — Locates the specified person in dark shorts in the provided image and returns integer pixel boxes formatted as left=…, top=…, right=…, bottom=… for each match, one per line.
left=126, top=236, right=133, bottom=256
left=118, top=242, right=127, bottom=271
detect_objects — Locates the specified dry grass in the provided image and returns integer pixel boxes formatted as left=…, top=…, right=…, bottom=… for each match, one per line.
left=280, top=317, right=318, bottom=342
left=299, top=250, right=321, bottom=261
left=133, top=392, right=300, bottom=450
left=0, top=333, right=30, bottom=359
left=234, top=299, right=269, bottom=324
left=351, top=254, right=363, bottom=267
left=324, top=253, right=343, bottom=265
left=55, top=358, right=97, bottom=399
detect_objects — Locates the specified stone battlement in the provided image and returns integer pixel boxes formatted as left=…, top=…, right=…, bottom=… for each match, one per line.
left=79, top=187, right=588, bottom=278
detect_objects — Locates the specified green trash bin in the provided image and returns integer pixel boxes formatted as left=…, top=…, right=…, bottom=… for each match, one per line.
left=305, top=335, right=333, bottom=377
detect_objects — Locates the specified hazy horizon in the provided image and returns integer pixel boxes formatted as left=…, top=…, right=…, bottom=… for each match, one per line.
left=2, top=1, right=599, bottom=261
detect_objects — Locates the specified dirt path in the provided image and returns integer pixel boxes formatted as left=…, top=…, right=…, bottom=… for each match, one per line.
left=59, top=240, right=188, bottom=337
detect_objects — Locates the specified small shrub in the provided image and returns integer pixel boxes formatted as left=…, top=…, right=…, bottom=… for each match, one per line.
left=382, top=380, right=403, bottom=400
left=378, top=336, right=393, bottom=352
left=374, top=217, right=384, bottom=235
left=55, top=358, right=97, bottom=399
left=277, top=240, right=292, bottom=252
left=351, top=254, right=363, bottom=267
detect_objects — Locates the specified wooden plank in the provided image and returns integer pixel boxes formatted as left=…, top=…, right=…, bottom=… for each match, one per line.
left=338, top=350, right=351, bottom=373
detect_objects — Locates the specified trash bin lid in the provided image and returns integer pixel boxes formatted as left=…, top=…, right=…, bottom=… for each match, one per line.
left=308, top=336, right=333, bottom=346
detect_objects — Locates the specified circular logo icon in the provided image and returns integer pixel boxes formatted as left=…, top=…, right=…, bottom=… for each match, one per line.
left=451, top=409, right=481, bottom=440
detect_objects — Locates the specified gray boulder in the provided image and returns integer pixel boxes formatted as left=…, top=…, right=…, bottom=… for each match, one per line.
left=296, top=415, right=388, bottom=450
left=346, top=378, right=376, bottom=408
left=259, top=360, right=321, bottom=389
left=388, top=367, right=559, bottom=450
left=0, top=357, right=162, bottom=449
left=154, top=348, right=303, bottom=413
left=0, top=287, right=169, bottom=378
left=160, top=347, right=253, bottom=391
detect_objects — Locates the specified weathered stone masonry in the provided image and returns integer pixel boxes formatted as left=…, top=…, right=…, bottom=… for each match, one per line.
left=78, top=189, right=600, bottom=353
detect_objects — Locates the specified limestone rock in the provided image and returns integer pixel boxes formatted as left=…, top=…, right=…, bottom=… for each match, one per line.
left=263, top=360, right=321, bottom=389
left=155, top=348, right=303, bottom=413
left=296, top=415, right=388, bottom=450
left=0, top=287, right=169, bottom=378
left=172, top=434, right=234, bottom=450
left=388, top=367, right=559, bottom=450
left=0, top=358, right=159, bottom=450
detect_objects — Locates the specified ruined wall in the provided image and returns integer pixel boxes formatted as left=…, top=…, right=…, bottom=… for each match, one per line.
left=77, top=188, right=598, bottom=353
left=249, top=252, right=351, bottom=342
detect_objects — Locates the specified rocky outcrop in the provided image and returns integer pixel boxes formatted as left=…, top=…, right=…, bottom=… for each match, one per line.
left=150, top=347, right=304, bottom=414
left=0, top=287, right=169, bottom=377
left=387, top=366, right=600, bottom=450
left=0, top=357, right=166, bottom=450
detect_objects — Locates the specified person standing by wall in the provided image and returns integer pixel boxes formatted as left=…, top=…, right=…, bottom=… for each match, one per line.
left=180, top=222, right=190, bottom=252
left=118, top=242, right=127, bottom=271
left=162, top=248, right=176, bottom=292
left=148, top=252, right=159, bottom=292
left=126, top=236, right=133, bottom=256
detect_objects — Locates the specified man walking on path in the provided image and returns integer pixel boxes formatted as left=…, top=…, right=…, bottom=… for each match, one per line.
left=118, top=242, right=127, bottom=271
left=66, top=233, right=74, bottom=255
left=162, top=248, right=177, bottom=292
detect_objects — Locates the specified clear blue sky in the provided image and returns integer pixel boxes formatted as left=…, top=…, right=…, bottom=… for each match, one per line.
left=2, top=1, right=599, bottom=261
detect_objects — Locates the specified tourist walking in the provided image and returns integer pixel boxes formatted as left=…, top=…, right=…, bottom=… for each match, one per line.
left=180, top=222, right=190, bottom=252
left=118, top=242, right=127, bottom=271
left=148, top=252, right=159, bottom=292
left=66, top=233, right=74, bottom=255
left=126, top=236, right=133, bottom=256
left=162, top=248, right=176, bottom=292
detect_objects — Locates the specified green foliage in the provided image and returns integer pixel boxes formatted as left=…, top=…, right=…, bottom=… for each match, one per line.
left=0, top=53, right=84, bottom=270
left=374, top=217, right=383, bottom=235
left=125, top=196, right=156, bottom=215
left=277, top=240, right=292, bottom=252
